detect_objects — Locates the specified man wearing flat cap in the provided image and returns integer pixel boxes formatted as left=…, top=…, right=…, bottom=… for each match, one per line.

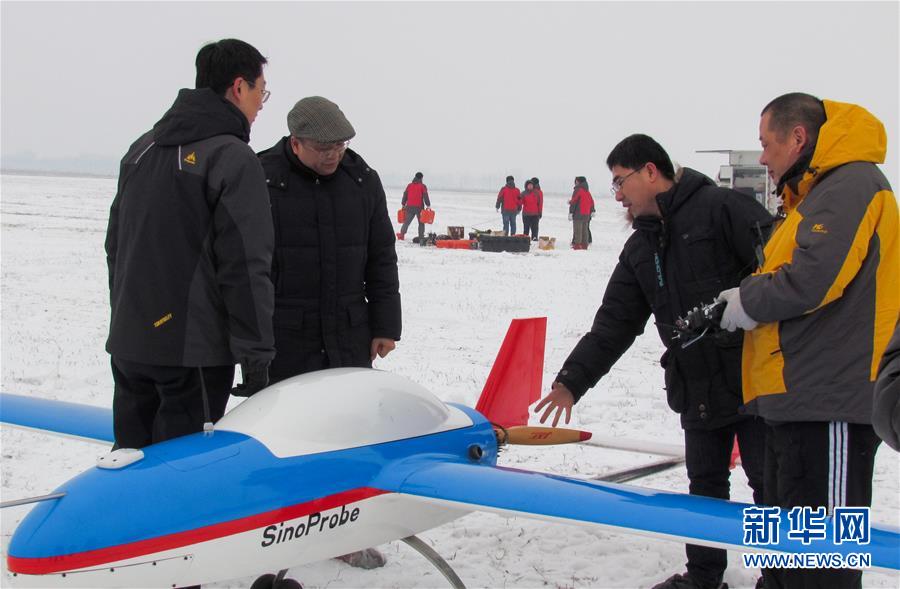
left=256, top=96, right=400, bottom=567
left=257, top=95, right=401, bottom=381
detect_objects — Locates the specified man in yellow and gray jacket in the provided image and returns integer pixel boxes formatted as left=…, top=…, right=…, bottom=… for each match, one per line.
left=717, top=93, right=898, bottom=589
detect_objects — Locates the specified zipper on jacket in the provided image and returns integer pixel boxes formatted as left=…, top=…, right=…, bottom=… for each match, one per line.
left=654, top=252, right=664, bottom=287
left=655, top=219, right=667, bottom=287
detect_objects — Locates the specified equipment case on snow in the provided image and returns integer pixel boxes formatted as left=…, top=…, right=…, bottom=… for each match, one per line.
left=478, top=234, right=530, bottom=253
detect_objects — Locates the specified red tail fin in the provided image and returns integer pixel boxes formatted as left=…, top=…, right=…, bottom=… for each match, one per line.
left=475, top=317, right=546, bottom=427
left=729, top=436, right=741, bottom=469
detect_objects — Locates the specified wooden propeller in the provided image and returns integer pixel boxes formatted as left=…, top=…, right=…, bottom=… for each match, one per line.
left=494, top=425, right=592, bottom=446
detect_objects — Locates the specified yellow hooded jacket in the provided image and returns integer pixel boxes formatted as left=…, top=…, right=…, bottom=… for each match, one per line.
left=740, top=100, right=899, bottom=423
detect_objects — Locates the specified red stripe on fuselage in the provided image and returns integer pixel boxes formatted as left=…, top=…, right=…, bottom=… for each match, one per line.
left=8, top=487, right=389, bottom=575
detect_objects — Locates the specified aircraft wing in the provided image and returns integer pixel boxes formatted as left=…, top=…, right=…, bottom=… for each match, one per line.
left=0, top=393, right=113, bottom=445
left=387, top=461, right=900, bottom=572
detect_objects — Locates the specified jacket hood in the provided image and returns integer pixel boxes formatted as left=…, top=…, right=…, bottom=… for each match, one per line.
left=811, top=100, right=887, bottom=174
left=153, top=88, right=251, bottom=146
left=656, top=167, right=715, bottom=218
left=784, top=99, right=887, bottom=209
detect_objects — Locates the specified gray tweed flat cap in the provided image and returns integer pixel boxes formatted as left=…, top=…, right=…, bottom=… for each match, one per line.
left=287, top=96, right=356, bottom=143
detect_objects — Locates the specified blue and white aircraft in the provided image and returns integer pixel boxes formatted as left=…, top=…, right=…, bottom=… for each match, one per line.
left=1, top=318, right=898, bottom=588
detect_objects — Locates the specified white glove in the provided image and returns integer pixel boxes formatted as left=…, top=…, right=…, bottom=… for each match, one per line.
left=717, top=287, right=758, bottom=332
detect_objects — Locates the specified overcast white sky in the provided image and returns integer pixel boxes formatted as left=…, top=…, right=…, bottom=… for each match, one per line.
left=1, top=1, right=898, bottom=191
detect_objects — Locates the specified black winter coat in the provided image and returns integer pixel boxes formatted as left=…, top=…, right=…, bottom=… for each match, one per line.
left=106, top=88, right=275, bottom=369
left=556, top=168, right=773, bottom=429
left=258, top=138, right=401, bottom=381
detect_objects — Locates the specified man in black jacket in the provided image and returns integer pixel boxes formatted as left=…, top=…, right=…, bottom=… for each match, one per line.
left=535, top=134, right=773, bottom=589
left=257, top=96, right=401, bottom=384
left=105, top=39, right=274, bottom=450
left=257, top=96, right=401, bottom=570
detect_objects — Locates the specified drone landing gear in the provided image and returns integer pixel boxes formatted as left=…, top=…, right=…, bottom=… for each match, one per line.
left=402, top=535, right=466, bottom=589
left=250, top=569, right=301, bottom=589
left=249, top=535, right=463, bottom=589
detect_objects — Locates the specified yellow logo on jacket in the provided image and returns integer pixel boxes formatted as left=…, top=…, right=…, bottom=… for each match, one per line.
left=811, top=223, right=828, bottom=234
left=154, top=313, right=173, bottom=328
left=183, top=152, right=197, bottom=165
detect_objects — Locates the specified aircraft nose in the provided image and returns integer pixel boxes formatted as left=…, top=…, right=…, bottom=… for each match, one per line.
left=7, top=430, right=278, bottom=576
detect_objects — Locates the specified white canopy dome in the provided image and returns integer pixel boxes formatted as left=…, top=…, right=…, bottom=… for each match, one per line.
left=217, top=368, right=473, bottom=457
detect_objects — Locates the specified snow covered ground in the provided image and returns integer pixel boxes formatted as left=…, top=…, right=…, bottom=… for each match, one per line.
left=1, top=172, right=898, bottom=589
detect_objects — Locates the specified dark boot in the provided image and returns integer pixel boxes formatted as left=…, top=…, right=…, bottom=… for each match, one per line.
left=650, top=573, right=728, bottom=589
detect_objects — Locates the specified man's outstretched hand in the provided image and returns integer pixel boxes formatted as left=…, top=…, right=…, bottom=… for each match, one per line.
left=534, top=381, right=575, bottom=427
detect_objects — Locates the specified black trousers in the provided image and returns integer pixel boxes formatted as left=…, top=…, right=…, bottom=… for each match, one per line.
left=683, top=417, right=767, bottom=587
left=762, top=421, right=881, bottom=589
left=111, top=357, right=233, bottom=449
left=522, top=215, right=540, bottom=240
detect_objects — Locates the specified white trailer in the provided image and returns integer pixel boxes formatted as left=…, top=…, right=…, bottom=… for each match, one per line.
left=698, top=149, right=778, bottom=214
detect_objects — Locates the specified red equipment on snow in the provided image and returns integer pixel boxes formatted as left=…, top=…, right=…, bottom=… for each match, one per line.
left=435, top=239, right=477, bottom=249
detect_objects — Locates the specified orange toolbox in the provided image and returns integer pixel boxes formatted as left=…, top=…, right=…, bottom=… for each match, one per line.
left=435, top=239, right=477, bottom=250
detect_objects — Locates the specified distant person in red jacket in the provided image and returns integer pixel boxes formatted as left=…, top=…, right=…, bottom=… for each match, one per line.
left=531, top=177, right=544, bottom=207
left=399, top=171, right=431, bottom=239
left=521, top=179, right=543, bottom=241
left=569, top=176, right=594, bottom=249
left=496, top=175, right=522, bottom=235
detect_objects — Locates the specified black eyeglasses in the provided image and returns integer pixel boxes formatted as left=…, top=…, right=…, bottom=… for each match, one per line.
left=610, top=164, right=646, bottom=195
left=244, top=79, right=270, bottom=103
left=301, top=139, right=351, bottom=155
